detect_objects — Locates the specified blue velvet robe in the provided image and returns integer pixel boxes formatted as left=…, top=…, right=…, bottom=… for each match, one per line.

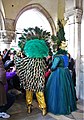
left=45, top=55, right=77, bottom=115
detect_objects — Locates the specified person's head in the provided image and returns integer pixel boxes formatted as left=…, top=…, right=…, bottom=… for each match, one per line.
left=13, top=50, right=16, bottom=55
left=3, top=49, right=8, bottom=54
left=17, top=51, right=21, bottom=57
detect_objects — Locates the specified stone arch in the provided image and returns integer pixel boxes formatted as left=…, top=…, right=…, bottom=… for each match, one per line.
left=15, top=3, right=56, bottom=35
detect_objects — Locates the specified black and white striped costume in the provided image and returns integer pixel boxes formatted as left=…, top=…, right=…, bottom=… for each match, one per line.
left=14, top=56, right=47, bottom=92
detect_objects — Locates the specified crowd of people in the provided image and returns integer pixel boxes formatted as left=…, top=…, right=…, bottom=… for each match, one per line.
left=0, top=49, right=20, bottom=118
left=0, top=46, right=77, bottom=118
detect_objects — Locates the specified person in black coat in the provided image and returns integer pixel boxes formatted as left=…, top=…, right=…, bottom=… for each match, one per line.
left=68, top=53, right=76, bottom=87
left=68, top=53, right=78, bottom=100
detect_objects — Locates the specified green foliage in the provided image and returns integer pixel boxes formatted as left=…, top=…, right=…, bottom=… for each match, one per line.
left=57, top=19, right=66, bottom=42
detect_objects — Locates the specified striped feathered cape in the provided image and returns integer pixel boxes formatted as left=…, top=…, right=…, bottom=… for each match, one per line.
left=14, top=56, right=47, bottom=92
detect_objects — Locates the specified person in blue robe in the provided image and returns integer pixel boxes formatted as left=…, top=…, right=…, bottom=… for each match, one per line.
left=45, top=48, right=77, bottom=115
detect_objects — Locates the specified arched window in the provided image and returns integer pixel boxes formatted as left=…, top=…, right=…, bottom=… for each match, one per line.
left=16, top=8, right=52, bottom=33
left=16, top=8, right=52, bottom=44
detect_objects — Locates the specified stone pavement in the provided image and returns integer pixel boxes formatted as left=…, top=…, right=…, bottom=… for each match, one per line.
left=0, top=94, right=83, bottom=120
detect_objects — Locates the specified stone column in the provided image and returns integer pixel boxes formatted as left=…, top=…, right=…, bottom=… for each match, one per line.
left=0, top=30, right=15, bottom=51
left=74, top=9, right=83, bottom=98
left=64, top=15, right=75, bottom=58
left=64, top=8, right=83, bottom=98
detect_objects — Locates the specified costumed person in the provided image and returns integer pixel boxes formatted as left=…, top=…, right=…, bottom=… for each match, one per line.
left=5, top=67, right=16, bottom=92
left=45, top=20, right=77, bottom=115
left=45, top=47, right=77, bottom=115
left=0, top=55, right=15, bottom=119
left=14, top=27, right=50, bottom=116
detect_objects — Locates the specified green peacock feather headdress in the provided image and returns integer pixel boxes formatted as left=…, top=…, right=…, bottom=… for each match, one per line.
left=51, top=19, right=67, bottom=52
left=18, top=26, right=51, bottom=58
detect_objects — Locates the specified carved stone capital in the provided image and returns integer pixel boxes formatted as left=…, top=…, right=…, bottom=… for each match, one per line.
left=74, top=9, right=83, bottom=23
left=64, top=8, right=83, bottom=23
left=0, top=30, right=15, bottom=43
